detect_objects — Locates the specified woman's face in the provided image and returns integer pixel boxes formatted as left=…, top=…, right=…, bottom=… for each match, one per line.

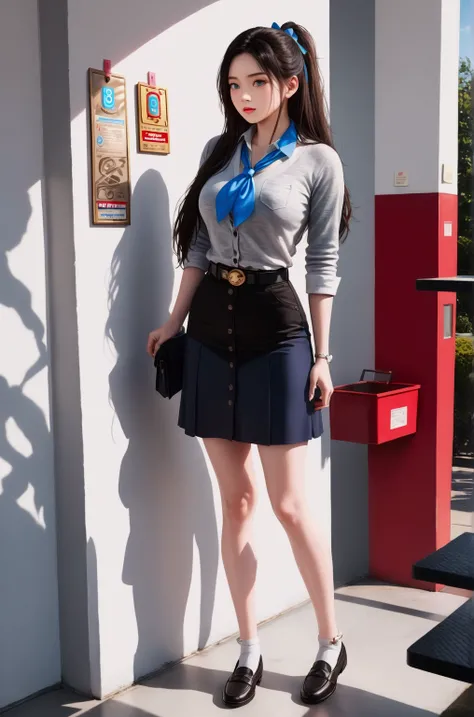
left=228, top=52, right=295, bottom=124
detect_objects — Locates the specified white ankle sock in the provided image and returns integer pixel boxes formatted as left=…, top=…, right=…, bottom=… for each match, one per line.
left=237, top=637, right=261, bottom=673
left=316, top=633, right=343, bottom=670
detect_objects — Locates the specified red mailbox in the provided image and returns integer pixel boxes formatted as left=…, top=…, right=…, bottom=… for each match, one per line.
left=330, top=370, right=421, bottom=445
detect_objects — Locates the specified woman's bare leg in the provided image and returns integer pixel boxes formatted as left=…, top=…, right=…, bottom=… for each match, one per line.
left=203, top=438, right=258, bottom=640
left=258, top=442, right=339, bottom=640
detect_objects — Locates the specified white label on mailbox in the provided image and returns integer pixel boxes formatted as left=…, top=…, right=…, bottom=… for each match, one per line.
left=391, top=406, right=408, bottom=430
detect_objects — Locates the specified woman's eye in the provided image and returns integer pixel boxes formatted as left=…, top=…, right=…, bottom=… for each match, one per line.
left=254, top=80, right=266, bottom=87
left=229, top=83, right=239, bottom=91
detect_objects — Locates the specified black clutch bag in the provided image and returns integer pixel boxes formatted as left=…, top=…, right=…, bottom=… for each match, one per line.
left=154, top=328, right=186, bottom=399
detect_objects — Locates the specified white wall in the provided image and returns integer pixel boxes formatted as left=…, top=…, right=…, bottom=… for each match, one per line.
left=439, top=0, right=461, bottom=192
left=65, top=0, right=333, bottom=697
left=375, top=0, right=460, bottom=196
left=329, top=0, right=374, bottom=586
left=0, top=0, right=60, bottom=709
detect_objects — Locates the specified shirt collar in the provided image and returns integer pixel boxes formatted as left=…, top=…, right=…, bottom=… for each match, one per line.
left=239, top=121, right=298, bottom=159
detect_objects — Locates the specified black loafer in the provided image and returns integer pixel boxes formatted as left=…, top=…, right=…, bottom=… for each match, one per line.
left=300, top=642, right=347, bottom=705
left=222, top=656, right=263, bottom=708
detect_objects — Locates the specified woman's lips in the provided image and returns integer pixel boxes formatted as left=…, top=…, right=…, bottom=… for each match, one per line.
left=243, top=107, right=256, bottom=114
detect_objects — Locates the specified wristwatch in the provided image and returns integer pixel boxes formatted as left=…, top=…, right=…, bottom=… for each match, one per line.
left=316, top=353, right=333, bottom=363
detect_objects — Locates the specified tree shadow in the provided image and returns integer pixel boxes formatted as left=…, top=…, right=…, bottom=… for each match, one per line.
left=105, top=169, right=219, bottom=681
left=0, top=188, right=59, bottom=706
left=0, top=193, right=48, bottom=386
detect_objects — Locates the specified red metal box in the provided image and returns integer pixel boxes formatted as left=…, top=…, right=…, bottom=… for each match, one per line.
left=330, top=371, right=420, bottom=445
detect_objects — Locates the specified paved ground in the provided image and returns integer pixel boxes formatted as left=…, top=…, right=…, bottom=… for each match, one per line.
left=7, top=582, right=469, bottom=717
left=6, top=463, right=472, bottom=717
left=451, top=460, right=473, bottom=540
left=440, top=685, right=474, bottom=716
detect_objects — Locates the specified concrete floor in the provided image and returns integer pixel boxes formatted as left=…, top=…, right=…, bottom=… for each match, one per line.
left=7, top=582, right=470, bottom=717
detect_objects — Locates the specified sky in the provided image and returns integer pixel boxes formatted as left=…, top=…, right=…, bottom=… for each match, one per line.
left=460, top=0, right=473, bottom=61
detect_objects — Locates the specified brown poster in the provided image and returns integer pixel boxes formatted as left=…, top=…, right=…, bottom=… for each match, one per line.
left=137, top=83, right=170, bottom=154
left=88, top=68, right=131, bottom=225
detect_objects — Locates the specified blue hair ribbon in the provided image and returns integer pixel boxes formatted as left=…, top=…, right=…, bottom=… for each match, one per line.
left=271, top=22, right=309, bottom=80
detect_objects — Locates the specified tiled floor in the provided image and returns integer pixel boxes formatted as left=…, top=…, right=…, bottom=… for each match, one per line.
left=6, top=582, right=470, bottom=717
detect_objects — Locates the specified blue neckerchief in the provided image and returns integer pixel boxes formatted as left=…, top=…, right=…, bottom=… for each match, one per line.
left=215, top=120, right=298, bottom=227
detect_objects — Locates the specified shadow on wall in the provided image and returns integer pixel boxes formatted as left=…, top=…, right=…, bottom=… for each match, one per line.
left=0, top=189, right=59, bottom=704
left=105, top=169, right=219, bottom=679
left=0, top=195, right=48, bottom=386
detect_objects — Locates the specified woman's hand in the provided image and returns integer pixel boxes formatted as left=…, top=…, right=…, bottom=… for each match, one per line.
left=309, top=359, right=333, bottom=410
left=147, top=317, right=181, bottom=358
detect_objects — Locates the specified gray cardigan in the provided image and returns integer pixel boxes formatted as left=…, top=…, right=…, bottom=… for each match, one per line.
left=184, top=127, right=344, bottom=295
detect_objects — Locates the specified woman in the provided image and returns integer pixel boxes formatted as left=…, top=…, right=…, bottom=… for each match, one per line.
left=147, top=21, right=351, bottom=707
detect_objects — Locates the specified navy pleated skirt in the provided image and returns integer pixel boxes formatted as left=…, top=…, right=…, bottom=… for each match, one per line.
left=178, top=269, right=323, bottom=445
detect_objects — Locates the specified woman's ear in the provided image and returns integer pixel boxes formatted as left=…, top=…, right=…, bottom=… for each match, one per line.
left=286, top=75, right=299, bottom=99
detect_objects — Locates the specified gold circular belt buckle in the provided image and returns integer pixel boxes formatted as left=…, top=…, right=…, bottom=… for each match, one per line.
left=227, top=269, right=246, bottom=287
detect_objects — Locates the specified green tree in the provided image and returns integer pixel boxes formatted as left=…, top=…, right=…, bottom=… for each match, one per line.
left=458, top=59, right=473, bottom=253
left=453, top=60, right=474, bottom=455
left=454, top=337, right=474, bottom=454
left=457, top=58, right=473, bottom=320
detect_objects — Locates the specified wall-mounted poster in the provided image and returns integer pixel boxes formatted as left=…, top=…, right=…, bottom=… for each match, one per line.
left=137, top=83, right=170, bottom=154
left=88, top=68, right=131, bottom=225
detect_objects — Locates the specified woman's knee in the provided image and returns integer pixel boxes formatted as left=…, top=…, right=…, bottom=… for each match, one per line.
left=272, top=497, right=305, bottom=528
left=204, top=439, right=256, bottom=523
left=222, top=488, right=257, bottom=524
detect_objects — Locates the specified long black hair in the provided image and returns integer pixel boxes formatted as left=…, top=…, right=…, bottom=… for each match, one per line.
left=174, top=22, right=352, bottom=265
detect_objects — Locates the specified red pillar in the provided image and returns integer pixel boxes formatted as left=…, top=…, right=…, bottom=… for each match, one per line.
left=370, top=0, right=460, bottom=588
left=371, top=195, right=457, bottom=588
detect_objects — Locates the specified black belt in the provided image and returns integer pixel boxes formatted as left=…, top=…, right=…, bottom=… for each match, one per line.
left=209, top=262, right=288, bottom=287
